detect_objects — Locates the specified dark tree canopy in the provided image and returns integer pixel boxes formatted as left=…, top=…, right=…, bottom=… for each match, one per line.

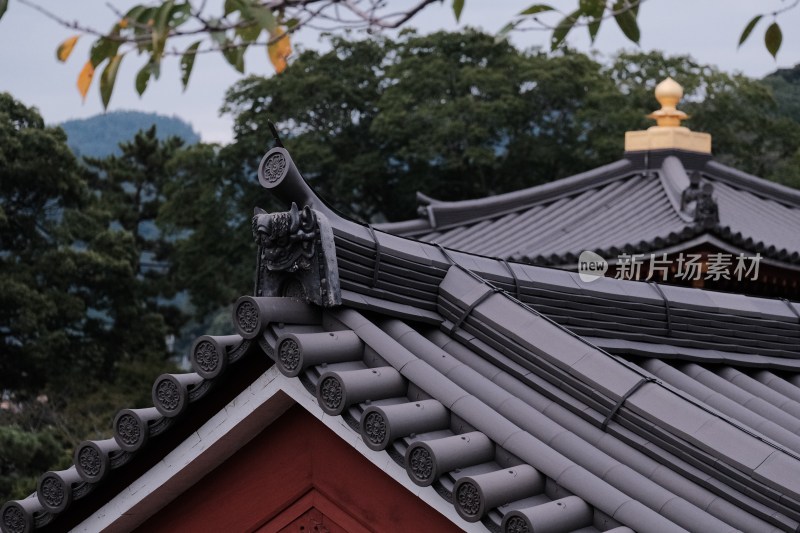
left=223, top=31, right=800, bottom=223
left=0, top=95, right=178, bottom=501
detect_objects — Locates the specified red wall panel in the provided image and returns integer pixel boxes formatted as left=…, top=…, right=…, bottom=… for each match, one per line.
left=136, top=404, right=460, bottom=533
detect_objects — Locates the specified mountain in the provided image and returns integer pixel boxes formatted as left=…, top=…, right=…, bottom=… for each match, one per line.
left=59, top=110, right=201, bottom=158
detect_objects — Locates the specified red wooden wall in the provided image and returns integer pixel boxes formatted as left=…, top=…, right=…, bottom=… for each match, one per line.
left=135, top=403, right=461, bottom=532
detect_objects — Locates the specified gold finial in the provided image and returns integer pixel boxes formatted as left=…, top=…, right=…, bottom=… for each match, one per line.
left=647, top=77, right=688, bottom=127
left=624, top=76, right=711, bottom=154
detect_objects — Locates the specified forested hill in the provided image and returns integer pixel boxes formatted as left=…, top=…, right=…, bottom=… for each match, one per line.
left=59, top=110, right=200, bottom=158
left=763, top=64, right=800, bottom=125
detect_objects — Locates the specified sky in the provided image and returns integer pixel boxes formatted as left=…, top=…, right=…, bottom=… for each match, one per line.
left=0, top=0, right=798, bottom=145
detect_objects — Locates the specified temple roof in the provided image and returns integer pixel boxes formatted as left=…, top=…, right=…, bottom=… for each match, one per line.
left=4, top=146, right=800, bottom=533
left=378, top=153, right=800, bottom=268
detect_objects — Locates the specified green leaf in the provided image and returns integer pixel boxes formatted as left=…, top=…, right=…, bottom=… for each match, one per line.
left=738, top=15, right=762, bottom=47
left=151, top=59, right=161, bottom=80
left=180, top=41, right=201, bottom=90
left=579, top=0, right=603, bottom=17
left=452, top=0, right=465, bottom=22
left=236, top=22, right=261, bottom=42
left=224, top=0, right=242, bottom=16
left=209, top=18, right=228, bottom=47
left=550, top=9, right=580, bottom=50
left=579, top=0, right=603, bottom=41
left=765, top=22, right=782, bottom=59
left=131, top=7, right=156, bottom=52
left=0, top=0, right=9, bottom=20
left=613, top=1, right=640, bottom=44
left=222, top=45, right=245, bottom=73
left=155, top=0, right=175, bottom=34
left=90, top=37, right=121, bottom=68
left=100, top=54, right=124, bottom=109
left=285, top=17, right=300, bottom=29
left=123, top=5, right=146, bottom=25
left=131, top=6, right=156, bottom=26
left=518, top=3, right=554, bottom=15
left=171, top=3, right=191, bottom=27
left=247, top=3, right=277, bottom=33
left=588, top=18, right=601, bottom=42
left=152, top=0, right=174, bottom=59
left=135, top=62, right=152, bottom=95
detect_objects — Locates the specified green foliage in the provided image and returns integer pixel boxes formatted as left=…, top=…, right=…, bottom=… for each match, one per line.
left=223, top=31, right=634, bottom=222
left=0, top=422, right=66, bottom=500
left=761, top=64, right=800, bottom=188
left=762, top=65, right=800, bottom=124
left=0, top=94, right=179, bottom=502
left=158, top=142, right=260, bottom=317
left=82, top=126, right=189, bottom=334
left=60, top=110, right=200, bottom=159
left=607, top=51, right=800, bottom=180
left=222, top=35, right=389, bottom=220
left=0, top=92, right=89, bottom=396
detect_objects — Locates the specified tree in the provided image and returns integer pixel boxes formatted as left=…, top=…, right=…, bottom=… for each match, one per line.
left=0, top=94, right=178, bottom=502
left=224, top=30, right=636, bottom=222
left=0, top=92, right=89, bottom=396
left=158, top=141, right=263, bottom=318
left=605, top=51, right=800, bottom=181
left=0, top=0, right=794, bottom=108
left=226, top=31, right=800, bottom=224
left=83, top=126, right=189, bottom=334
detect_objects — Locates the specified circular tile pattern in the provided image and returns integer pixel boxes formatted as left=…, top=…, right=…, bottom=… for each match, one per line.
left=408, top=446, right=433, bottom=483
left=236, top=301, right=259, bottom=335
left=116, top=414, right=142, bottom=447
left=456, top=481, right=481, bottom=518
left=2, top=505, right=25, bottom=533
left=319, top=376, right=343, bottom=411
left=78, top=446, right=101, bottom=477
left=278, top=338, right=300, bottom=372
left=40, top=476, right=65, bottom=509
left=262, top=152, right=287, bottom=183
left=193, top=340, right=219, bottom=374
left=156, top=379, right=181, bottom=412
left=363, top=411, right=387, bottom=446
left=505, top=516, right=529, bottom=533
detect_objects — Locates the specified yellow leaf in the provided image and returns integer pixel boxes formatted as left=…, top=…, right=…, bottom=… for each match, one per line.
left=119, top=18, right=129, bottom=29
left=77, top=60, right=95, bottom=101
left=268, top=29, right=291, bottom=74
left=57, top=35, right=80, bottom=62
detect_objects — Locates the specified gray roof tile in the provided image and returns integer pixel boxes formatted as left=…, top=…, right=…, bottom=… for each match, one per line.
left=380, top=153, right=800, bottom=266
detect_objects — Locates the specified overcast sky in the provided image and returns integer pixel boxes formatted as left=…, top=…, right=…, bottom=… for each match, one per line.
left=0, top=1, right=798, bottom=144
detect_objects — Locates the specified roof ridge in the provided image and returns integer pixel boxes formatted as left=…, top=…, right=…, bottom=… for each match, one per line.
left=377, top=159, right=634, bottom=233
left=706, top=160, right=800, bottom=207
left=658, top=155, right=696, bottom=224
